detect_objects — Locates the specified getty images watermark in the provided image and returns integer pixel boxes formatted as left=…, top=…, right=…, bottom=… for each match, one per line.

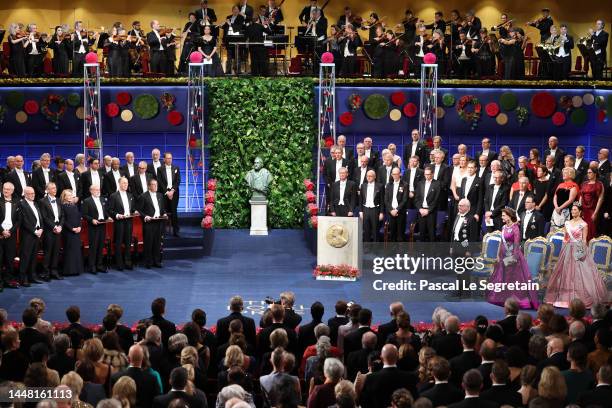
left=361, top=243, right=540, bottom=302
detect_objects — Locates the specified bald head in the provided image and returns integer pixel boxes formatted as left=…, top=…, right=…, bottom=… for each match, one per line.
left=381, top=344, right=399, bottom=365
left=547, top=337, right=564, bottom=356
left=390, top=302, right=404, bottom=317
left=362, top=331, right=377, bottom=349
left=128, top=344, right=144, bottom=367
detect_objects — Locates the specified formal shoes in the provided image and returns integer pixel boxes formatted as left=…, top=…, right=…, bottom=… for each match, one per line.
left=20, top=280, right=31, bottom=287
left=153, top=263, right=163, bottom=268
left=31, top=278, right=43, bottom=284
left=51, top=274, right=64, bottom=280
left=41, top=276, right=51, bottom=282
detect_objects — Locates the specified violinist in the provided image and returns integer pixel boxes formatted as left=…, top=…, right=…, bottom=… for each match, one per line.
left=239, top=0, right=255, bottom=21
left=494, top=13, right=513, bottom=39
left=72, top=21, right=94, bottom=77
left=411, top=24, right=429, bottom=75
left=337, top=6, right=360, bottom=30
left=178, top=13, right=202, bottom=75
left=381, top=30, right=400, bottom=78
left=105, top=27, right=131, bottom=77
left=527, top=8, right=553, bottom=42
left=265, top=0, right=284, bottom=27
left=473, top=28, right=495, bottom=78
left=371, top=25, right=386, bottom=78
left=8, top=23, right=27, bottom=76
left=448, top=9, right=462, bottom=45
left=424, top=11, right=446, bottom=37
left=464, top=11, right=481, bottom=40
left=245, top=15, right=271, bottom=76
left=453, top=30, right=474, bottom=78
left=299, top=0, right=324, bottom=25
left=127, top=21, right=146, bottom=74
left=50, top=26, right=71, bottom=76
left=426, top=29, right=445, bottom=74
left=24, top=24, right=46, bottom=77
left=146, top=20, right=168, bottom=74
left=498, top=27, right=518, bottom=79
left=326, top=25, right=343, bottom=72
left=362, top=13, right=382, bottom=43
left=554, top=24, right=574, bottom=80
left=514, top=28, right=528, bottom=79
left=339, top=23, right=362, bottom=77
left=163, top=28, right=178, bottom=76
left=399, top=9, right=418, bottom=45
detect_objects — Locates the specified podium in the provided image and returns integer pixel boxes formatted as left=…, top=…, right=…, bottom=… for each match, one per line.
left=317, top=216, right=362, bottom=270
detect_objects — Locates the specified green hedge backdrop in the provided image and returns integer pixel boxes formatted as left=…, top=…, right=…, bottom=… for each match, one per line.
left=208, top=78, right=316, bottom=228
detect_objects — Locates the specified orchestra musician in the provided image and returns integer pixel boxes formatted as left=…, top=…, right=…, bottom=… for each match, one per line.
left=163, top=28, right=177, bottom=76
left=338, top=24, right=362, bottom=77
left=453, top=30, right=474, bottom=78
left=178, top=13, right=202, bottom=75
left=424, top=11, right=446, bottom=37
left=24, top=24, right=46, bottom=77
left=493, top=13, right=513, bottom=39
left=589, top=20, right=609, bottom=80
left=527, top=8, right=553, bottom=42
left=448, top=9, right=463, bottom=45
left=50, top=26, right=71, bottom=76
left=304, top=8, right=328, bottom=72
left=411, top=24, right=429, bottom=76
left=238, top=0, right=255, bottom=21
left=514, top=28, right=528, bottom=79
left=361, top=13, right=382, bottom=44
left=146, top=20, right=168, bottom=74
left=380, top=30, right=400, bottom=78
left=72, top=21, right=94, bottom=77
left=265, top=0, right=284, bottom=29
left=222, top=6, right=246, bottom=75
left=337, top=6, right=360, bottom=30
left=8, top=23, right=27, bottom=77
left=127, top=21, right=146, bottom=74
left=473, top=28, right=495, bottom=78
left=105, top=27, right=131, bottom=77
left=326, top=25, right=343, bottom=73
left=245, top=15, right=271, bottom=76
left=299, top=0, right=325, bottom=25
left=464, top=11, right=481, bottom=40
left=499, top=27, right=518, bottom=79
left=195, top=0, right=218, bottom=29
left=553, top=24, right=574, bottom=81
left=371, top=25, right=386, bottom=78
left=426, top=29, right=445, bottom=74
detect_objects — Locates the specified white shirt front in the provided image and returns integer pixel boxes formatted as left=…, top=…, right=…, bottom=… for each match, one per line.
left=434, top=164, right=441, bottom=180
left=42, top=168, right=50, bottom=185
left=454, top=213, right=465, bottom=241
left=365, top=149, right=371, bottom=158
left=359, top=167, right=367, bottom=185
left=91, top=170, right=100, bottom=186
left=139, top=173, right=148, bottom=193
left=153, top=160, right=162, bottom=171
left=335, top=160, right=342, bottom=182
left=490, top=185, right=500, bottom=211
left=77, top=32, right=86, bottom=53
left=595, top=30, right=602, bottom=54
left=92, top=196, right=104, bottom=220
left=119, top=191, right=131, bottom=216
left=409, top=168, right=417, bottom=192
left=365, top=182, right=375, bottom=208
left=66, top=171, right=77, bottom=192
left=599, top=160, right=607, bottom=168
left=463, top=175, right=475, bottom=198
left=27, top=200, right=41, bottom=228
left=126, top=163, right=135, bottom=177
left=165, top=166, right=173, bottom=189
left=575, top=157, right=582, bottom=169
left=48, top=196, right=59, bottom=223
left=411, top=141, right=418, bottom=158
left=29, top=38, right=39, bottom=55
left=423, top=180, right=431, bottom=208
left=16, top=169, right=27, bottom=193
left=343, top=39, right=353, bottom=57
left=550, top=148, right=557, bottom=158
left=392, top=181, right=399, bottom=209
left=338, top=180, right=346, bottom=205
left=385, top=166, right=392, bottom=183
left=517, top=191, right=525, bottom=208
left=478, top=167, right=485, bottom=178
left=2, top=201, right=12, bottom=231
left=522, top=210, right=532, bottom=238
left=154, top=30, right=164, bottom=50
left=150, top=191, right=160, bottom=217
left=112, top=170, right=121, bottom=191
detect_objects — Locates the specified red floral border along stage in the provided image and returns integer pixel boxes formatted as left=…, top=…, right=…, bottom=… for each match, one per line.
left=313, top=264, right=360, bottom=279
left=456, top=95, right=481, bottom=130
left=201, top=179, right=217, bottom=229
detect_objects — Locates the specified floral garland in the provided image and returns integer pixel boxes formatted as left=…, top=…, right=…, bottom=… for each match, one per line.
left=456, top=95, right=481, bottom=130
left=516, top=106, right=529, bottom=126
left=313, top=264, right=360, bottom=279
left=160, top=92, right=176, bottom=111
left=41, top=94, right=67, bottom=126
left=347, top=93, right=362, bottom=111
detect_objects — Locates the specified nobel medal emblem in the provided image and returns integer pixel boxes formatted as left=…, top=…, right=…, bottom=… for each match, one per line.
left=326, top=224, right=349, bottom=248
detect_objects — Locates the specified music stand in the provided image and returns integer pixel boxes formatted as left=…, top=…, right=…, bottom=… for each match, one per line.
left=576, top=43, right=596, bottom=76
left=0, top=30, right=6, bottom=44
left=534, top=46, right=553, bottom=79
left=226, top=33, right=247, bottom=75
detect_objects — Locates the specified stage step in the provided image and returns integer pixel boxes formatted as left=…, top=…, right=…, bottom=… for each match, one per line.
left=162, top=214, right=206, bottom=259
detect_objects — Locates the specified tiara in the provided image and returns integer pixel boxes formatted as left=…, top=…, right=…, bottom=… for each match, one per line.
left=572, top=201, right=581, bottom=208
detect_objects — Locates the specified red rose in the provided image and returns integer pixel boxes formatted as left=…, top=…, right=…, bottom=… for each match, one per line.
left=204, top=203, right=214, bottom=216
left=201, top=215, right=213, bottom=229
left=105, top=103, right=120, bottom=118
left=205, top=190, right=215, bottom=204
left=303, top=179, right=315, bottom=191
left=305, top=191, right=316, bottom=203
left=207, top=179, right=217, bottom=191
left=307, top=203, right=318, bottom=216
left=485, top=102, right=500, bottom=117
left=116, top=92, right=132, bottom=106
left=552, top=111, right=566, bottom=126
left=403, top=102, right=417, bottom=117
left=390, top=92, right=406, bottom=106
left=531, top=92, right=556, bottom=118
left=325, top=137, right=334, bottom=148
left=24, top=100, right=39, bottom=115
left=167, top=111, right=183, bottom=126
left=339, top=112, right=353, bottom=126
left=310, top=216, right=318, bottom=229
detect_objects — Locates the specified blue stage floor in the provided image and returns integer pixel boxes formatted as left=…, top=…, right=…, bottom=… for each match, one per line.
left=0, top=230, right=507, bottom=327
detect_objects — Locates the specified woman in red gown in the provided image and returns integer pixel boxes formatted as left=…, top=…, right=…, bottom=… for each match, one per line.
left=580, top=167, right=604, bottom=241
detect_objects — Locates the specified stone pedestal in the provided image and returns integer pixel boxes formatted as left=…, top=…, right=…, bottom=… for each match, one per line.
left=249, top=200, right=268, bottom=235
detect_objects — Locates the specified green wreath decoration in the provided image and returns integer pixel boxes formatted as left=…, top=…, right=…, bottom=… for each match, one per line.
left=500, top=92, right=518, bottom=111
left=41, top=94, right=67, bottom=125
left=133, top=94, right=159, bottom=120
left=67, top=93, right=81, bottom=108
left=6, top=91, right=25, bottom=110
left=456, top=95, right=481, bottom=130
left=442, top=93, right=455, bottom=107
left=516, top=106, right=529, bottom=126
left=363, top=94, right=389, bottom=120
left=570, top=108, right=587, bottom=126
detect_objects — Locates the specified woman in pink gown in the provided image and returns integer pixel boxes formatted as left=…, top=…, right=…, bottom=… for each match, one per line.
left=487, top=208, right=539, bottom=309
left=544, top=203, right=609, bottom=308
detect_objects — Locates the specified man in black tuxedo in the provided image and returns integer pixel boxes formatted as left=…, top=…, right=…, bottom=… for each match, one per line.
left=256, top=304, right=298, bottom=357
left=39, top=182, right=63, bottom=281
left=157, top=153, right=180, bottom=236
left=103, top=157, right=124, bottom=198
left=476, top=154, right=490, bottom=181
left=415, top=165, right=441, bottom=242
left=545, top=155, right=562, bottom=197
left=216, top=295, right=257, bottom=348
left=450, top=199, right=480, bottom=251
left=111, top=344, right=161, bottom=407
left=352, top=155, right=372, bottom=190
left=459, top=161, right=483, bottom=220
left=403, top=129, right=429, bottom=168
left=432, top=315, right=463, bottom=360
left=140, top=297, right=177, bottom=349
left=102, top=156, right=113, bottom=174
left=6, top=155, right=31, bottom=200
left=81, top=184, right=111, bottom=274
left=432, top=149, right=451, bottom=210
left=337, top=135, right=354, bottom=169
left=299, top=0, right=325, bottom=24
left=31, top=153, right=56, bottom=200
left=483, top=171, right=509, bottom=232
left=61, top=306, right=93, bottom=340
left=385, top=168, right=408, bottom=242
left=359, top=170, right=384, bottom=242
left=137, top=179, right=166, bottom=269
left=421, top=357, right=464, bottom=407
left=361, top=344, right=418, bottom=408
left=597, top=148, right=611, bottom=180
left=574, top=146, right=590, bottom=185
left=121, top=152, right=137, bottom=179
left=479, top=361, right=523, bottom=406
left=327, top=300, right=349, bottom=346
left=431, top=136, right=448, bottom=162
left=147, top=148, right=163, bottom=179
left=475, top=138, right=496, bottom=167
left=520, top=195, right=545, bottom=242
left=554, top=24, right=574, bottom=80
left=80, top=158, right=104, bottom=200
left=343, top=308, right=373, bottom=359
left=18, top=187, right=43, bottom=286
left=346, top=331, right=377, bottom=381
left=449, top=328, right=481, bottom=386
left=222, top=6, right=247, bottom=73
left=544, top=136, right=565, bottom=170
left=496, top=298, right=519, bottom=341
left=450, top=369, right=498, bottom=408
left=57, top=159, right=81, bottom=202
left=590, top=20, right=608, bottom=80
left=19, top=307, right=51, bottom=358
left=153, top=367, right=204, bottom=408
left=509, top=176, right=532, bottom=214
left=0, top=182, right=19, bottom=289
left=376, top=153, right=397, bottom=187
left=130, top=161, right=153, bottom=198
left=146, top=20, right=168, bottom=74
left=298, top=301, right=324, bottom=357
left=324, top=147, right=349, bottom=205
left=108, top=177, right=137, bottom=271
left=238, top=0, right=254, bottom=21
left=402, top=156, right=424, bottom=209
left=363, top=137, right=380, bottom=168
left=195, top=0, right=218, bottom=27
left=536, top=337, right=569, bottom=377
left=330, top=167, right=357, bottom=217
left=376, top=302, right=405, bottom=346
left=577, top=364, right=612, bottom=407
left=508, top=313, right=532, bottom=353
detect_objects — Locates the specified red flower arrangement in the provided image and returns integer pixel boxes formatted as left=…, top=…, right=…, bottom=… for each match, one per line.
left=204, top=203, right=214, bottom=216
left=303, top=179, right=315, bottom=191
left=105, top=103, right=120, bottom=118
left=309, top=215, right=318, bottom=229
left=313, top=264, right=360, bottom=279
left=390, top=92, right=406, bottom=106
left=597, top=109, right=607, bottom=123
left=403, top=102, right=417, bottom=117
left=485, top=102, right=499, bottom=117
left=552, top=111, right=566, bottom=126
left=307, top=203, right=318, bottom=216
left=205, top=190, right=215, bottom=204
left=339, top=112, right=353, bottom=126
left=160, top=92, right=176, bottom=111
left=201, top=215, right=213, bottom=229
left=167, top=111, right=183, bottom=126
left=41, top=94, right=67, bottom=125
left=207, top=179, right=217, bottom=191
left=85, top=137, right=95, bottom=148
left=24, top=100, right=39, bottom=115
left=324, top=136, right=334, bottom=148
left=530, top=91, right=556, bottom=118
left=456, top=95, right=482, bottom=130
left=347, top=93, right=363, bottom=111
left=116, top=92, right=132, bottom=106
left=305, top=191, right=316, bottom=203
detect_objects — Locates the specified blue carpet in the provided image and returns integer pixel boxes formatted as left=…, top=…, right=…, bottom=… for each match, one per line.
left=0, top=230, right=507, bottom=327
